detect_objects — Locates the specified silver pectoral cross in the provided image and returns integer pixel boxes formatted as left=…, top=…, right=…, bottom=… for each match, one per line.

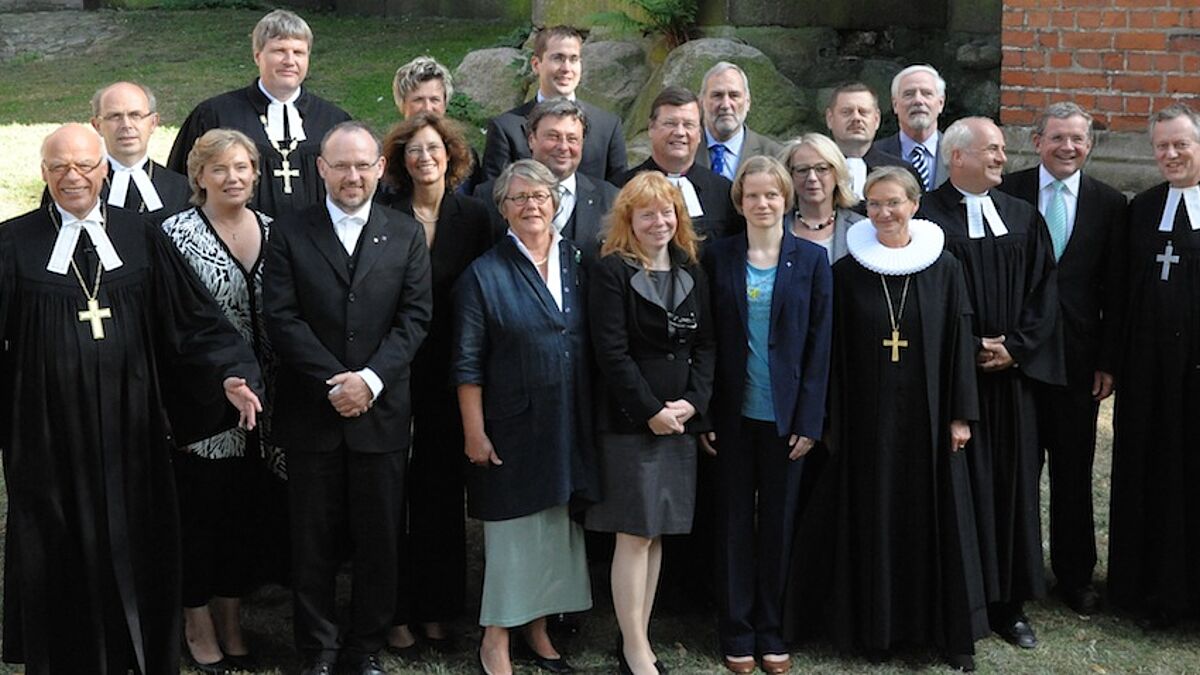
left=78, top=297, right=112, bottom=340
left=1157, top=240, right=1181, bottom=281
left=274, top=159, right=300, bottom=195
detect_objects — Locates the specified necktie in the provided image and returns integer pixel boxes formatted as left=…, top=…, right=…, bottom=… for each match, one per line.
left=710, top=144, right=728, bottom=179
left=910, top=146, right=931, bottom=192
left=552, top=184, right=571, bottom=233
left=1045, top=180, right=1068, bottom=260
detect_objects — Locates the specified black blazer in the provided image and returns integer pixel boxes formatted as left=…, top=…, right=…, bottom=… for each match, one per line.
left=997, top=167, right=1128, bottom=382
left=264, top=202, right=433, bottom=453
left=589, top=248, right=716, bottom=434
left=480, top=98, right=627, bottom=183
left=615, top=158, right=745, bottom=241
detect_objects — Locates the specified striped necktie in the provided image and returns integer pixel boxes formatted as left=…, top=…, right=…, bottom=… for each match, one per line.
left=1045, top=179, right=1068, bottom=260
left=909, top=145, right=931, bottom=192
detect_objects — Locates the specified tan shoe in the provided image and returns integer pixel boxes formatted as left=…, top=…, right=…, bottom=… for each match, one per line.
left=762, top=654, right=792, bottom=674
left=722, top=656, right=757, bottom=674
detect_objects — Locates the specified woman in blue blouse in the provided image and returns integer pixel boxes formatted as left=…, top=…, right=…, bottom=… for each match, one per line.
left=702, top=156, right=833, bottom=674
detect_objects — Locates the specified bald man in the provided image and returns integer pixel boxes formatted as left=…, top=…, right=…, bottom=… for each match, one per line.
left=0, top=124, right=263, bottom=674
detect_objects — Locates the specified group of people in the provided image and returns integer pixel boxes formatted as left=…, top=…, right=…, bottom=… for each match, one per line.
left=2, top=7, right=1199, bottom=675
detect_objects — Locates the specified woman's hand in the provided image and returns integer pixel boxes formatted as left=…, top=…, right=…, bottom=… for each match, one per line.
left=648, top=407, right=686, bottom=435
left=950, top=419, right=971, bottom=452
left=664, top=399, right=696, bottom=426
left=465, top=430, right=502, bottom=466
left=699, top=431, right=718, bottom=456
left=223, top=377, right=262, bottom=431
left=787, top=435, right=815, bottom=460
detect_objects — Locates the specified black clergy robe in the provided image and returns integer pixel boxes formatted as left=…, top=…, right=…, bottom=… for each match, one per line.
left=1108, top=183, right=1200, bottom=617
left=786, top=252, right=988, bottom=658
left=167, top=81, right=351, bottom=218
left=0, top=205, right=263, bottom=674
left=917, top=182, right=1064, bottom=606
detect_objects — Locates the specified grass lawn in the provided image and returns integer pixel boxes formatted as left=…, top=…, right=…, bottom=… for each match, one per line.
left=2, top=8, right=1200, bottom=674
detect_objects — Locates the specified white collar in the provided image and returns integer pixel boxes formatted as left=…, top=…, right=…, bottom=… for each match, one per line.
left=106, top=155, right=163, bottom=211
left=257, top=79, right=301, bottom=105
left=664, top=172, right=704, bottom=218
left=258, top=79, right=306, bottom=142
left=536, top=90, right=576, bottom=103
left=1038, top=166, right=1081, bottom=196
left=1160, top=184, right=1200, bottom=232
left=706, top=126, right=745, bottom=157
left=900, top=129, right=939, bottom=159
left=558, top=172, right=577, bottom=196
left=846, top=218, right=944, bottom=275
left=326, top=197, right=371, bottom=225
left=108, top=155, right=149, bottom=172
left=507, top=228, right=566, bottom=309
left=954, top=186, right=1009, bottom=238
left=48, top=201, right=124, bottom=274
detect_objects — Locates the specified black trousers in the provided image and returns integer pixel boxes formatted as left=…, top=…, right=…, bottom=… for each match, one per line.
left=714, top=417, right=806, bottom=656
left=394, top=390, right=466, bottom=624
left=289, top=447, right=406, bottom=664
left=1037, top=380, right=1100, bottom=590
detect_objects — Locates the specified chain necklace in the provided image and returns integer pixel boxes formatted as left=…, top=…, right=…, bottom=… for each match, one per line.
left=880, top=274, right=911, bottom=363
left=48, top=202, right=113, bottom=340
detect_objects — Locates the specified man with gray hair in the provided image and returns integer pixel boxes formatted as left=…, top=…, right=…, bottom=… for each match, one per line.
left=168, top=9, right=351, bottom=218
left=1107, top=103, right=1200, bottom=628
left=875, top=64, right=949, bottom=191
left=997, top=102, right=1126, bottom=616
left=89, top=81, right=190, bottom=220
left=918, top=116, right=1064, bottom=650
left=693, top=61, right=782, bottom=181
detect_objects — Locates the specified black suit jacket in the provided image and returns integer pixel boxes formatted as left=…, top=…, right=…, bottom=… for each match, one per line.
left=998, top=167, right=1127, bottom=382
left=264, top=202, right=432, bottom=453
left=615, top=158, right=745, bottom=241
left=481, top=98, right=627, bottom=183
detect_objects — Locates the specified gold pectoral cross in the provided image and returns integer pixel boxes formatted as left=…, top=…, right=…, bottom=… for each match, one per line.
left=882, top=328, right=908, bottom=363
left=78, top=297, right=112, bottom=340
left=274, top=159, right=300, bottom=195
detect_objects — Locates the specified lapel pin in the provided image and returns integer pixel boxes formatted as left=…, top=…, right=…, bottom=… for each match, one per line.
left=373, top=236, right=380, bottom=244
left=786, top=261, right=793, bottom=268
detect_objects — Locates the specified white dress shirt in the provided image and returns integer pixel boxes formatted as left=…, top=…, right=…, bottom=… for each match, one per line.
left=1037, top=165, right=1081, bottom=241
left=324, top=197, right=384, bottom=399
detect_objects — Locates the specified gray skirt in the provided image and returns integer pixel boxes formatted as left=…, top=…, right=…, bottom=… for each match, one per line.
left=585, top=432, right=697, bottom=538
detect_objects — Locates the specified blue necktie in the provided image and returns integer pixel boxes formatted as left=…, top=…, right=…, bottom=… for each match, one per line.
left=1045, top=180, right=1068, bottom=261
left=910, top=146, right=931, bottom=192
left=710, top=144, right=728, bottom=179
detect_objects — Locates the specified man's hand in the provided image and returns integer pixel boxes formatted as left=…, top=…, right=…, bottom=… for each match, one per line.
left=327, top=372, right=373, bottom=418
left=699, top=431, right=718, bottom=456
left=978, top=335, right=1015, bottom=372
left=949, top=419, right=971, bottom=452
left=465, top=430, right=502, bottom=466
left=223, top=377, right=262, bottom=430
left=1093, top=370, right=1114, bottom=401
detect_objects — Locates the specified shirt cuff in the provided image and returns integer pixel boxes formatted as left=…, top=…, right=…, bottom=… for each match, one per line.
left=357, top=368, right=384, bottom=401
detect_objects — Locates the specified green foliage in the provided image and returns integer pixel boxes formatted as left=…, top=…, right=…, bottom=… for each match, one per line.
left=447, top=92, right=489, bottom=130
left=588, top=0, right=697, bottom=48
left=490, top=24, right=532, bottom=50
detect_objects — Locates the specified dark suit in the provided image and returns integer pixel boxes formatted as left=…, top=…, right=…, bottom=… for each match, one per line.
left=998, top=166, right=1127, bottom=591
left=693, top=127, right=783, bottom=178
left=474, top=172, right=618, bottom=260
left=481, top=98, right=627, bottom=183
left=703, top=230, right=833, bottom=656
left=264, top=202, right=432, bottom=664
left=615, top=158, right=744, bottom=241
left=875, top=131, right=948, bottom=190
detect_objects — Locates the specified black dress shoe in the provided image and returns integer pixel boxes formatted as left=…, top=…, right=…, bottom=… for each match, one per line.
left=995, top=615, right=1038, bottom=649
left=349, top=653, right=388, bottom=675
left=222, top=651, right=256, bottom=672
left=944, top=653, right=976, bottom=672
left=298, top=661, right=333, bottom=675
left=1058, top=584, right=1102, bottom=614
left=514, top=640, right=575, bottom=673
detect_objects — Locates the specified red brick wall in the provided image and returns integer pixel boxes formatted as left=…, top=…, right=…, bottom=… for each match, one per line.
left=1000, top=1, right=1199, bottom=131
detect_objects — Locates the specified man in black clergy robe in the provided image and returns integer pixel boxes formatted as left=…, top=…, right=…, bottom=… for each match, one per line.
left=168, top=9, right=351, bottom=218
left=997, top=102, right=1126, bottom=615
left=265, top=122, right=431, bottom=675
left=917, top=116, right=1064, bottom=650
left=1108, top=103, right=1200, bottom=627
left=0, top=124, right=263, bottom=675
left=615, top=86, right=743, bottom=241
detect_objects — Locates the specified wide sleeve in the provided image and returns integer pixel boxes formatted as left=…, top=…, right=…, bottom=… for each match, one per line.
left=945, top=256, right=980, bottom=424
left=682, top=262, right=716, bottom=417
left=588, top=256, right=663, bottom=426
left=792, top=251, right=834, bottom=440
left=166, top=102, right=216, bottom=175
left=1004, top=209, right=1066, bottom=386
left=262, top=221, right=348, bottom=380
left=362, top=224, right=433, bottom=388
left=452, top=263, right=488, bottom=387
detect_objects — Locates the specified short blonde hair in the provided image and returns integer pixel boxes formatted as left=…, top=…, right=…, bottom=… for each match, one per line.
left=601, top=171, right=701, bottom=267
left=731, top=155, right=793, bottom=215
left=780, top=133, right=856, bottom=209
left=392, top=56, right=453, bottom=114
left=863, top=165, right=921, bottom=203
left=186, top=128, right=260, bottom=206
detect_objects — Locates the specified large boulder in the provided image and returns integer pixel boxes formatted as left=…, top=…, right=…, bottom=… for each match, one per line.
left=703, top=26, right=842, bottom=89
left=624, top=38, right=812, bottom=141
left=452, top=47, right=530, bottom=119
left=578, top=40, right=650, bottom=118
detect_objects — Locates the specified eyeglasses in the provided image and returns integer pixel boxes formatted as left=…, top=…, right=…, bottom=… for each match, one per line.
left=791, top=164, right=832, bottom=177
left=100, top=111, right=154, bottom=124
left=504, top=192, right=553, bottom=206
left=866, top=198, right=910, bottom=211
left=404, top=143, right=445, bottom=158
left=544, top=53, right=581, bottom=66
left=43, top=160, right=103, bottom=177
left=323, top=158, right=381, bottom=173
left=655, top=118, right=700, bottom=132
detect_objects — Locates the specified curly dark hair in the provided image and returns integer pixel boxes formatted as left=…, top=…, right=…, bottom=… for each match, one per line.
left=381, top=113, right=474, bottom=195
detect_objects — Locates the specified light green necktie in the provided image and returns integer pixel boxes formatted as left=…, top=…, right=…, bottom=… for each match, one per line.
left=1046, top=180, right=1068, bottom=261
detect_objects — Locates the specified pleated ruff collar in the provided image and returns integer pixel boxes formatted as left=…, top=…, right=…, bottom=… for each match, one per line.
left=846, top=218, right=944, bottom=275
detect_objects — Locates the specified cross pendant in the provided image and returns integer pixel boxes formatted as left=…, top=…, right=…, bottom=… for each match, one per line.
left=1156, top=240, right=1181, bottom=281
left=274, top=159, right=300, bottom=195
left=78, top=297, right=112, bottom=340
left=882, top=328, right=908, bottom=363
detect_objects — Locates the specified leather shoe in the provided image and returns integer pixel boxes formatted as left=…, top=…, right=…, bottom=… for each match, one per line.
left=349, top=653, right=388, bottom=675
left=995, top=615, right=1038, bottom=649
left=722, top=656, right=756, bottom=674
left=298, top=660, right=333, bottom=675
left=1058, top=584, right=1102, bottom=615
left=514, top=640, right=574, bottom=673
left=761, top=654, right=791, bottom=673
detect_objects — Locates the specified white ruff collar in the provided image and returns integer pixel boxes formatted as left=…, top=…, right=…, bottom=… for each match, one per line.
left=846, top=218, right=944, bottom=275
